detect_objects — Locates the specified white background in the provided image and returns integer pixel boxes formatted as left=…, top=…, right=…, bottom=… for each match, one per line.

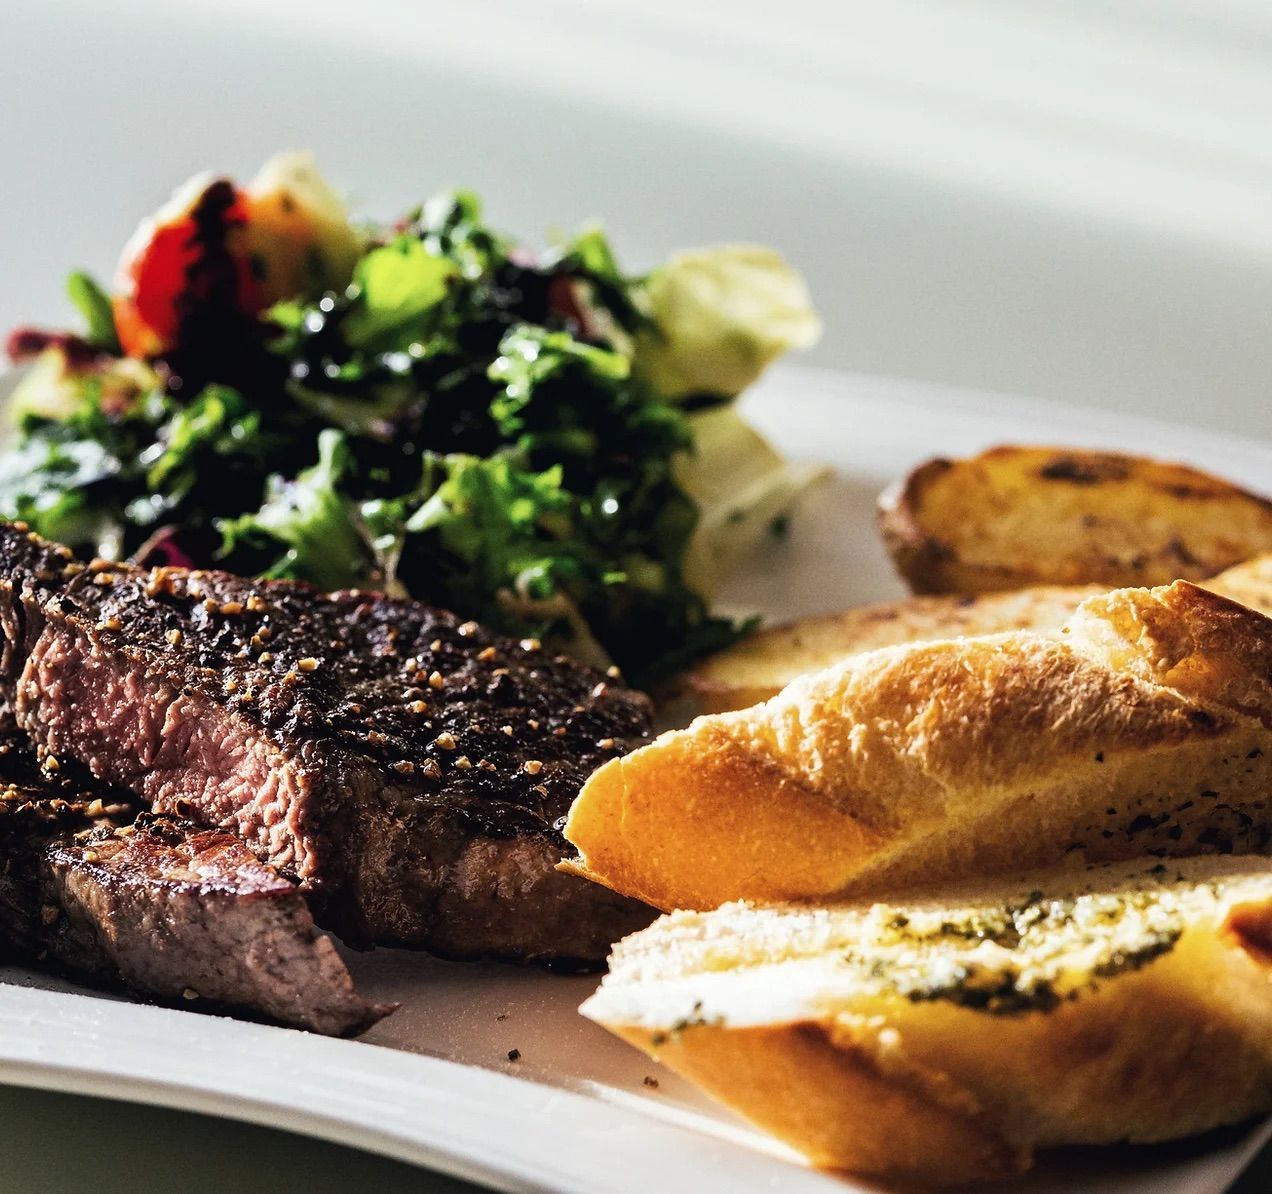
left=3, top=0, right=1272, bottom=438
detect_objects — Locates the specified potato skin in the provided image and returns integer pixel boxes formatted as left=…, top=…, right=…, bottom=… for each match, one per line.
left=878, top=446, right=1272, bottom=595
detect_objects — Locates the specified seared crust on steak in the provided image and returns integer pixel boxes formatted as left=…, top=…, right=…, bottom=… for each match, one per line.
left=0, top=737, right=389, bottom=1034
left=0, top=521, right=654, bottom=961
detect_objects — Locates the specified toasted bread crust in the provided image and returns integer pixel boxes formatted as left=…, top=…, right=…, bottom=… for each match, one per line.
left=878, top=446, right=1272, bottom=595
left=670, top=555, right=1272, bottom=718
left=564, top=583, right=1272, bottom=912
left=584, top=859, right=1272, bottom=1184
left=1210, top=553, right=1272, bottom=616
left=669, top=582, right=1107, bottom=716
left=609, top=1021, right=1028, bottom=1184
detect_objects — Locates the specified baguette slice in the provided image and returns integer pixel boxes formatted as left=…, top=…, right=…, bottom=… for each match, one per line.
left=564, top=581, right=1272, bottom=912
left=670, top=553, right=1272, bottom=718
left=878, top=445, right=1272, bottom=595
left=1212, top=551, right=1272, bottom=612
left=582, top=856, right=1272, bottom=1185
left=670, top=582, right=1107, bottom=716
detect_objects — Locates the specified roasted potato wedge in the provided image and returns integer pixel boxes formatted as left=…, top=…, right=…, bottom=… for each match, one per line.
left=671, top=553, right=1272, bottom=716
left=878, top=446, right=1272, bottom=595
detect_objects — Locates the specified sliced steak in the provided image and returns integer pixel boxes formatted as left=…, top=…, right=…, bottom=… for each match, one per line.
left=0, top=736, right=390, bottom=1035
left=0, top=526, right=76, bottom=729
left=0, top=522, right=654, bottom=962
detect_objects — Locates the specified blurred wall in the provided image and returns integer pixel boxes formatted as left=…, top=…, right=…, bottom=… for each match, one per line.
left=2, top=0, right=1270, bottom=437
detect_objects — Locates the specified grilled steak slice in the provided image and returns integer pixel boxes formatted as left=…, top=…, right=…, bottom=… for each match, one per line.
left=0, top=526, right=75, bottom=730
left=0, top=522, right=654, bottom=961
left=0, top=737, right=391, bottom=1035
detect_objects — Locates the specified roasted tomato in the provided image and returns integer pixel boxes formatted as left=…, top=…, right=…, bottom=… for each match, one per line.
left=112, top=173, right=257, bottom=358
left=112, top=152, right=361, bottom=360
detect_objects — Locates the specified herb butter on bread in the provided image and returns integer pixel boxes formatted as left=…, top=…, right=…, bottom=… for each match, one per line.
left=583, top=856, right=1272, bottom=1184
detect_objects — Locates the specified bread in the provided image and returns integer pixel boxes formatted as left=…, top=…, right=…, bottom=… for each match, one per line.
left=671, top=555, right=1272, bottom=719
left=563, top=581, right=1272, bottom=912
left=582, top=855, right=1272, bottom=1184
left=671, top=554, right=1272, bottom=712
left=1210, top=552, right=1272, bottom=613
left=878, top=445, right=1272, bottom=595
left=669, top=582, right=1107, bottom=716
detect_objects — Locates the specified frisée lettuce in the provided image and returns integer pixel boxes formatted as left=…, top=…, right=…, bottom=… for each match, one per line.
left=1, top=154, right=820, bottom=686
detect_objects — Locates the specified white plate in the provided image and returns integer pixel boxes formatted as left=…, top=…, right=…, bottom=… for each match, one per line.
left=1, top=365, right=1270, bottom=1193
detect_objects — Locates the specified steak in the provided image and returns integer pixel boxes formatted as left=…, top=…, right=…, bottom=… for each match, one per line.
left=0, top=522, right=654, bottom=962
left=0, top=736, right=389, bottom=1035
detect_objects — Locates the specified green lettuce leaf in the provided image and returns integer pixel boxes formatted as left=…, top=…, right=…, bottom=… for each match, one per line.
left=66, top=270, right=121, bottom=353
left=341, top=234, right=459, bottom=351
left=405, top=452, right=589, bottom=603
left=218, top=429, right=366, bottom=589
left=416, top=190, right=509, bottom=278
left=0, top=429, right=126, bottom=552
left=488, top=325, right=630, bottom=439
left=633, top=245, right=821, bottom=401
left=143, top=385, right=261, bottom=495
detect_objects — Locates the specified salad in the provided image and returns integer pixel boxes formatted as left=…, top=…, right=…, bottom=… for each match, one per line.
left=1, top=152, right=820, bottom=686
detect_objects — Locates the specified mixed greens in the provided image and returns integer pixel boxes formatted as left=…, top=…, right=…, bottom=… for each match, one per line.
left=1, top=153, right=819, bottom=686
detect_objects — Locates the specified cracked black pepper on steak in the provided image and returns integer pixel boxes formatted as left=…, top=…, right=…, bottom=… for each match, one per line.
left=0, top=520, right=655, bottom=962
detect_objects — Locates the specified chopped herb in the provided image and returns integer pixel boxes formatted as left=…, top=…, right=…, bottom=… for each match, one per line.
left=861, top=883, right=1189, bottom=1015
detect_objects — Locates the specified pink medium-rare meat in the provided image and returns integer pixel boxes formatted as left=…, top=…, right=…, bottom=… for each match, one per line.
left=0, top=735, right=389, bottom=1035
